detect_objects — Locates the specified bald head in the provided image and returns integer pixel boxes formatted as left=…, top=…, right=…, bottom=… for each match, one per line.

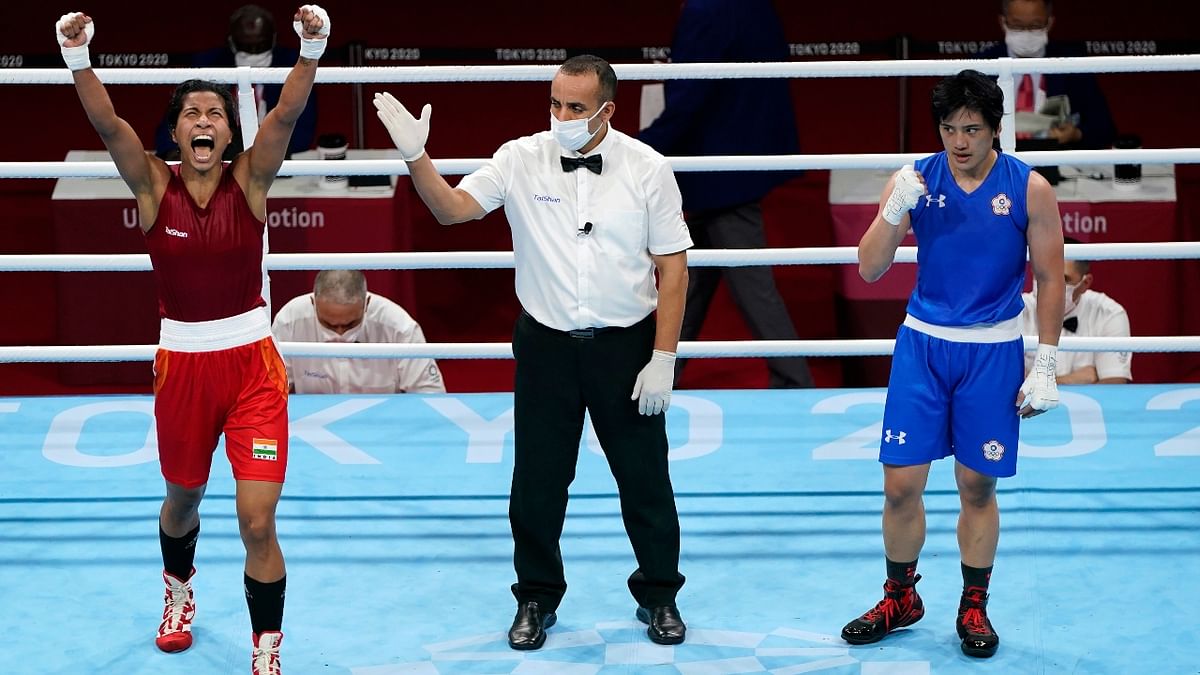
left=314, top=269, right=368, bottom=305
left=1002, top=0, right=1054, bottom=28
left=312, top=270, right=368, bottom=335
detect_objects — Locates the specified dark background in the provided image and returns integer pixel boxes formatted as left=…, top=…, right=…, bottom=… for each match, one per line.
left=2, top=1, right=1198, bottom=393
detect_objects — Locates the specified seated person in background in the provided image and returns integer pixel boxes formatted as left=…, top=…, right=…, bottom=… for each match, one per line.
left=155, top=4, right=317, bottom=160
left=1020, top=239, right=1132, bottom=383
left=979, top=0, right=1115, bottom=150
left=272, top=270, right=446, bottom=393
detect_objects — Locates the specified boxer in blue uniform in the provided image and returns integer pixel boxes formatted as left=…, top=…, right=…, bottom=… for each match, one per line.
left=841, top=70, right=1065, bottom=658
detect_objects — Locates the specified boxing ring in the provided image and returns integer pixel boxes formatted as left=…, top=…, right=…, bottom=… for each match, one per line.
left=1, top=57, right=1199, bottom=674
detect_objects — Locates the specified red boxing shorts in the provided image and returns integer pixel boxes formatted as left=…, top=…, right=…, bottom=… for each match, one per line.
left=153, top=337, right=289, bottom=488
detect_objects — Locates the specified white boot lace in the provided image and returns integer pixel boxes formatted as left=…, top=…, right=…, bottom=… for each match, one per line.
left=252, top=632, right=282, bottom=675
left=158, top=574, right=194, bottom=635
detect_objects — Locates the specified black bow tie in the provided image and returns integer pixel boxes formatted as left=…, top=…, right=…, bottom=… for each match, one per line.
left=561, top=154, right=602, bottom=175
left=1063, top=316, right=1078, bottom=332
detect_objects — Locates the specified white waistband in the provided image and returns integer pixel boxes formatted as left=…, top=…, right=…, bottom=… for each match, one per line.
left=903, top=313, right=1021, bottom=343
left=159, top=306, right=273, bottom=353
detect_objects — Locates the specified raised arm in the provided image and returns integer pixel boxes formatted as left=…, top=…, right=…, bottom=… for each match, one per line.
left=237, top=5, right=329, bottom=200
left=858, top=166, right=926, bottom=282
left=58, top=12, right=164, bottom=210
left=373, top=92, right=485, bottom=224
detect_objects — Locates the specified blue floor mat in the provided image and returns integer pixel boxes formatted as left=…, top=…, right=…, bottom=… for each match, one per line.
left=1, top=386, right=1197, bottom=674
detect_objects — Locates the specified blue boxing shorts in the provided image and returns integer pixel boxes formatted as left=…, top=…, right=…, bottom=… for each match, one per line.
left=879, top=324, right=1024, bottom=477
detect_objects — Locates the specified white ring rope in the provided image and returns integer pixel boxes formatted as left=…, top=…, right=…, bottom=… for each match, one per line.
left=4, top=147, right=1198, bottom=179
left=5, top=57, right=1198, bottom=365
left=2, top=54, right=1199, bottom=86
left=1, top=336, right=1197, bottom=364
left=4, top=242, right=1200, bottom=272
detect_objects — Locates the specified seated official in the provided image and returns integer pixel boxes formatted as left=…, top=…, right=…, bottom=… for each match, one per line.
left=272, top=270, right=446, bottom=393
left=979, top=0, right=1115, bottom=150
left=1020, top=247, right=1132, bottom=384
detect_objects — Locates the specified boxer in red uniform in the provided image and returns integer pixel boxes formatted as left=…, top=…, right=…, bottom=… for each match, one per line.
left=57, top=7, right=331, bottom=674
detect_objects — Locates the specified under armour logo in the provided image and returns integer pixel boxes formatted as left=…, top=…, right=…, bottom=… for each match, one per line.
left=924, top=194, right=946, bottom=208
left=884, top=429, right=907, bottom=445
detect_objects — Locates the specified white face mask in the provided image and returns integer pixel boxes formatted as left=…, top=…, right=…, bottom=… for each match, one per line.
left=318, top=323, right=365, bottom=344
left=550, top=102, right=609, bottom=152
left=234, top=50, right=273, bottom=68
left=315, top=296, right=368, bottom=344
left=1063, top=281, right=1081, bottom=316
left=1004, top=28, right=1049, bottom=58
left=1036, top=279, right=1082, bottom=316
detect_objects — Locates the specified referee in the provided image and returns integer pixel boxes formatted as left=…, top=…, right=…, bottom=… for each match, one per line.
left=374, top=54, right=692, bottom=649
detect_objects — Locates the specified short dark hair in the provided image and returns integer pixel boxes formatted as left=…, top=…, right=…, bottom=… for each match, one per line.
left=166, top=79, right=239, bottom=136
left=1064, top=236, right=1091, bottom=273
left=165, top=80, right=242, bottom=159
left=931, top=69, right=1004, bottom=134
left=559, top=54, right=617, bottom=103
left=1002, top=0, right=1053, bottom=13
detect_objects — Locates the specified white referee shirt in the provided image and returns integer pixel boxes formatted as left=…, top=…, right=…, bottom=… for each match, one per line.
left=271, top=292, right=446, bottom=394
left=1021, top=289, right=1133, bottom=380
left=457, top=126, right=693, bottom=331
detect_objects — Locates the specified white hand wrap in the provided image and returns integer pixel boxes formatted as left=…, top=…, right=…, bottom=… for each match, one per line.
left=882, top=164, right=925, bottom=225
left=293, top=4, right=330, bottom=61
left=55, top=13, right=94, bottom=71
left=631, top=350, right=676, bottom=416
left=1019, top=343, right=1060, bottom=413
left=373, top=92, right=431, bottom=161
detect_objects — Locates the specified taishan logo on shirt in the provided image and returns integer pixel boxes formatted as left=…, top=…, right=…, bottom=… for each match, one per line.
left=532, top=193, right=562, bottom=204
left=164, top=227, right=189, bottom=238
left=251, top=438, right=278, bottom=461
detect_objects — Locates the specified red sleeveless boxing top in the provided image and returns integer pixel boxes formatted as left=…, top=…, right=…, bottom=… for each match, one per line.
left=144, top=164, right=267, bottom=322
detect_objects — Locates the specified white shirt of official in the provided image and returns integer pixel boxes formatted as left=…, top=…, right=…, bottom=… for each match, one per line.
left=271, top=292, right=446, bottom=394
left=457, top=125, right=693, bottom=331
left=1021, top=289, right=1133, bottom=380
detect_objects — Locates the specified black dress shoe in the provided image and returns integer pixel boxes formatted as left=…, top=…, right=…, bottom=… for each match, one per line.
left=636, top=604, right=686, bottom=645
left=507, top=600, right=556, bottom=651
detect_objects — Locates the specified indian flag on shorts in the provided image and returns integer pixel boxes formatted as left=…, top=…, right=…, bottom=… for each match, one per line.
left=252, top=438, right=278, bottom=461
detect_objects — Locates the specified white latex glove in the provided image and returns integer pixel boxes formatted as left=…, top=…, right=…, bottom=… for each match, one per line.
left=293, top=4, right=330, bottom=60
left=631, top=350, right=676, bottom=416
left=55, top=12, right=94, bottom=71
left=1017, top=343, right=1059, bottom=418
left=373, top=92, right=431, bottom=162
left=882, top=164, right=926, bottom=225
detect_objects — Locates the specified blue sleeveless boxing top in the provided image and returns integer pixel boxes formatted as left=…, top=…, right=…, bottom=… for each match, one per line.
left=905, top=151, right=1033, bottom=326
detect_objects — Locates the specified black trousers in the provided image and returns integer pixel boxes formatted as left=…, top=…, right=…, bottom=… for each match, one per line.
left=677, top=201, right=814, bottom=388
left=510, top=312, right=685, bottom=612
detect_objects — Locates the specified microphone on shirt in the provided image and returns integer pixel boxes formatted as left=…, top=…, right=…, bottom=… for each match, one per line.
left=577, top=221, right=593, bottom=236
